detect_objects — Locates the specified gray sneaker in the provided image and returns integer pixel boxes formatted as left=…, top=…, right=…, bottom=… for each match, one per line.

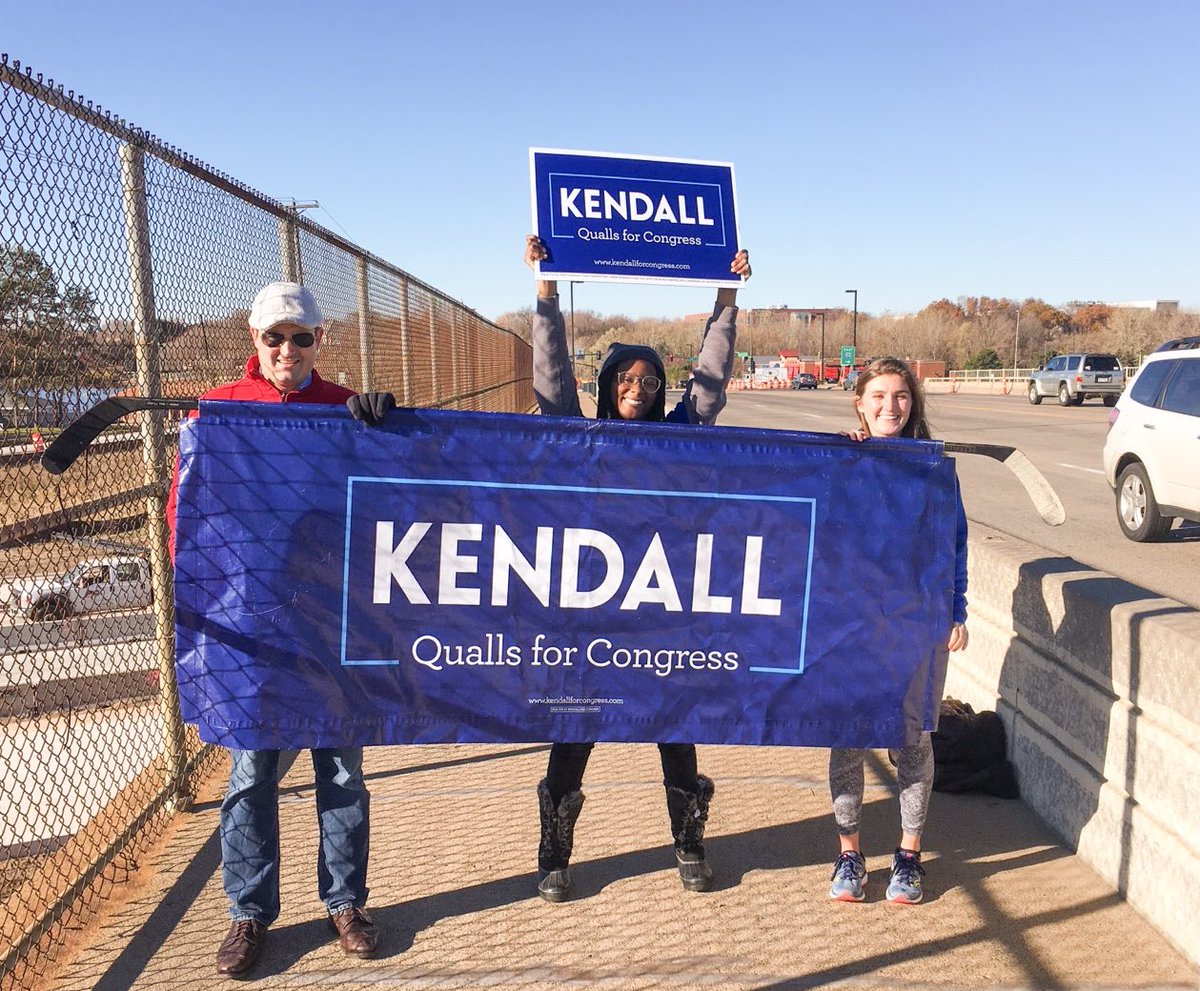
left=886, top=848, right=925, bottom=904
left=829, top=850, right=867, bottom=901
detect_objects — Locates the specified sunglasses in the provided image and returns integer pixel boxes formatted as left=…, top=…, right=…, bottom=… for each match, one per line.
left=259, top=330, right=316, bottom=348
left=615, top=371, right=661, bottom=393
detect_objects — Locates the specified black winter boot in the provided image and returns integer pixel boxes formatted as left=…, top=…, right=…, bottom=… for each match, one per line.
left=665, top=774, right=715, bottom=891
left=536, top=779, right=585, bottom=902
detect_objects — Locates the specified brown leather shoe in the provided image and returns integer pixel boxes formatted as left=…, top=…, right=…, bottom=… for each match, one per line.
left=216, top=919, right=266, bottom=976
left=329, top=905, right=379, bottom=957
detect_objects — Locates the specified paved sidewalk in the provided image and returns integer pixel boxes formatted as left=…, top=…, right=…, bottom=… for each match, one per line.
left=39, top=742, right=1198, bottom=990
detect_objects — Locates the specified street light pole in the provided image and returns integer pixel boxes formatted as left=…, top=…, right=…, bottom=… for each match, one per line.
left=1013, top=302, right=1021, bottom=375
left=844, top=288, right=858, bottom=350
left=569, top=281, right=582, bottom=379
left=819, top=310, right=826, bottom=383
left=747, top=310, right=754, bottom=379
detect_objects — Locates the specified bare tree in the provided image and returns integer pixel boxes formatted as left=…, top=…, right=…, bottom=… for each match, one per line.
left=494, top=306, right=535, bottom=343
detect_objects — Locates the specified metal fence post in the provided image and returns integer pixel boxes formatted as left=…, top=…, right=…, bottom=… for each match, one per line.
left=119, top=142, right=189, bottom=808
left=356, top=258, right=372, bottom=392
left=399, top=277, right=412, bottom=406
left=429, top=301, right=440, bottom=406
left=451, top=310, right=463, bottom=405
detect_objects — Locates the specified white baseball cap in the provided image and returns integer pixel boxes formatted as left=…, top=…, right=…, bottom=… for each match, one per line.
left=249, top=282, right=323, bottom=332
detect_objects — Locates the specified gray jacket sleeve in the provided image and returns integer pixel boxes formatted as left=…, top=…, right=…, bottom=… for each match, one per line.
left=532, top=294, right=583, bottom=418
left=679, top=303, right=738, bottom=425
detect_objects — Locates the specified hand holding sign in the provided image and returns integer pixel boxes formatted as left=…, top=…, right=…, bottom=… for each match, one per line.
left=525, top=233, right=556, bottom=298
left=718, top=249, right=752, bottom=307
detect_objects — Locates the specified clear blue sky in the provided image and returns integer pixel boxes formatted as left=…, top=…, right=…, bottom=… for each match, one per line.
left=6, top=1, right=1198, bottom=320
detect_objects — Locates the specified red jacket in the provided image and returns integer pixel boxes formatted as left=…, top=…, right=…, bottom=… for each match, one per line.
left=194, top=356, right=355, bottom=405
left=166, top=356, right=356, bottom=559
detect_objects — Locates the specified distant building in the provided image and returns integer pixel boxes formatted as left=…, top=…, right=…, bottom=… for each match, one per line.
left=685, top=306, right=843, bottom=324
left=777, top=350, right=801, bottom=378
left=744, top=307, right=833, bottom=325
left=1110, top=300, right=1179, bottom=313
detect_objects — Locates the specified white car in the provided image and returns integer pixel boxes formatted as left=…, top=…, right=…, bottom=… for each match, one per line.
left=1102, top=336, right=1200, bottom=541
left=0, top=555, right=153, bottom=621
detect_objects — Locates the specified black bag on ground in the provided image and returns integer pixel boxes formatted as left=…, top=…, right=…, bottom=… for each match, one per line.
left=931, top=698, right=1020, bottom=798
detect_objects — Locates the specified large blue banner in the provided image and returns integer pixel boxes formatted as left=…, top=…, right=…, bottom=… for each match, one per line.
left=529, top=148, right=740, bottom=287
left=174, top=403, right=956, bottom=750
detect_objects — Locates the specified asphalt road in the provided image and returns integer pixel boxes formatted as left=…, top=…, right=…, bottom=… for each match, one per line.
left=719, top=388, right=1200, bottom=610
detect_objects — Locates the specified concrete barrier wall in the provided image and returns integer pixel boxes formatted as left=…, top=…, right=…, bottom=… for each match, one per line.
left=944, top=522, right=1200, bottom=965
left=923, top=377, right=1024, bottom=396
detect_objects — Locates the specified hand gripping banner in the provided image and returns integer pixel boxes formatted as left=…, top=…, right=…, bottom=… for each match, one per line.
left=174, top=403, right=957, bottom=750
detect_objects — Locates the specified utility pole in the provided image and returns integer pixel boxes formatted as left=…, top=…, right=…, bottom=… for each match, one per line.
left=1013, top=302, right=1022, bottom=375
left=281, top=199, right=318, bottom=283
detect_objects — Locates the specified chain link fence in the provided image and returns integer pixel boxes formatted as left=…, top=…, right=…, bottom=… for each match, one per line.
left=0, top=57, right=532, bottom=990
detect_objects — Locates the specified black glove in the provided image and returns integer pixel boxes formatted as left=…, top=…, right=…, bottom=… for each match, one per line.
left=346, top=392, right=396, bottom=426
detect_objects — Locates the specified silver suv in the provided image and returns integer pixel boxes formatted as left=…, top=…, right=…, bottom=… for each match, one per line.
left=1102, top=336, right=1200, bottom=541
left=1028, top=353, right=1125, bottom=407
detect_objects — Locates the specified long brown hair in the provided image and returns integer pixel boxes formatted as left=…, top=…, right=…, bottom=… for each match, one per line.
left=853, top=357, right=932, bottom=439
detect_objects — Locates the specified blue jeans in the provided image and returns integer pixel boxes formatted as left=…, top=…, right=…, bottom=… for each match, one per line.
left=220, top=748, right=370, bottom=925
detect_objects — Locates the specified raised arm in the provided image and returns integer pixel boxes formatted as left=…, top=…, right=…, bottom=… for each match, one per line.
left=525, top=235, right=583, bottom=418
left=678, top=249, right=751, bottom=425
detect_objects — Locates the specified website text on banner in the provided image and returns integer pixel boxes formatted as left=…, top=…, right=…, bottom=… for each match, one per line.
left=174, top=404, right=957, bottom=751
left=529, top=148, right=741, bottom=288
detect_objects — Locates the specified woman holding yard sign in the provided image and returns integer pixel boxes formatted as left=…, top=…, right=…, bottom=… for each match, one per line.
left=523, top=233, right=750, bottom=902
left=827, top=357, right=970, bottom=905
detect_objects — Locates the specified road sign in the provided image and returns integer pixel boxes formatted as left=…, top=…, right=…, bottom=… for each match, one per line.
left=840, top=345, right=856, bottom=365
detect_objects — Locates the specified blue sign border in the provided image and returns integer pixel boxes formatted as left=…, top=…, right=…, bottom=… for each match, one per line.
left=340, top=475, right=817, bottom=674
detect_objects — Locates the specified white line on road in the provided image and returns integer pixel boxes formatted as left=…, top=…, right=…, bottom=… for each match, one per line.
left=1058, top=462, right=1105, bottom=475
left=747, top=404, right=828, bottom=420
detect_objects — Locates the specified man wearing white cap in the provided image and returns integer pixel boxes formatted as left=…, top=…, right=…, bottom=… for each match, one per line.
left=167, top=281, right=380, bottom=976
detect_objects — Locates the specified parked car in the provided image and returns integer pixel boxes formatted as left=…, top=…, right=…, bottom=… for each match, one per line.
left=841, top=370, right=861, bottom=391
left=791, top=372, right=818, bottom=390
left=1028, top=353, right=1125, bottom=407
left=1102, top=336, right=1200, bottom=541
left=0, top=555, right=152, bottom=621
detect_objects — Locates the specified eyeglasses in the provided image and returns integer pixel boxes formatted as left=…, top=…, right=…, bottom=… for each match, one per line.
left=259, top=330, right=316, bottom=348
left=615, top=372, right=661, bottom=393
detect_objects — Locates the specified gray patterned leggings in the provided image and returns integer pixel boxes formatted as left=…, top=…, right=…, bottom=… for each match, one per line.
left=829, top=733, right=934, bottom=839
